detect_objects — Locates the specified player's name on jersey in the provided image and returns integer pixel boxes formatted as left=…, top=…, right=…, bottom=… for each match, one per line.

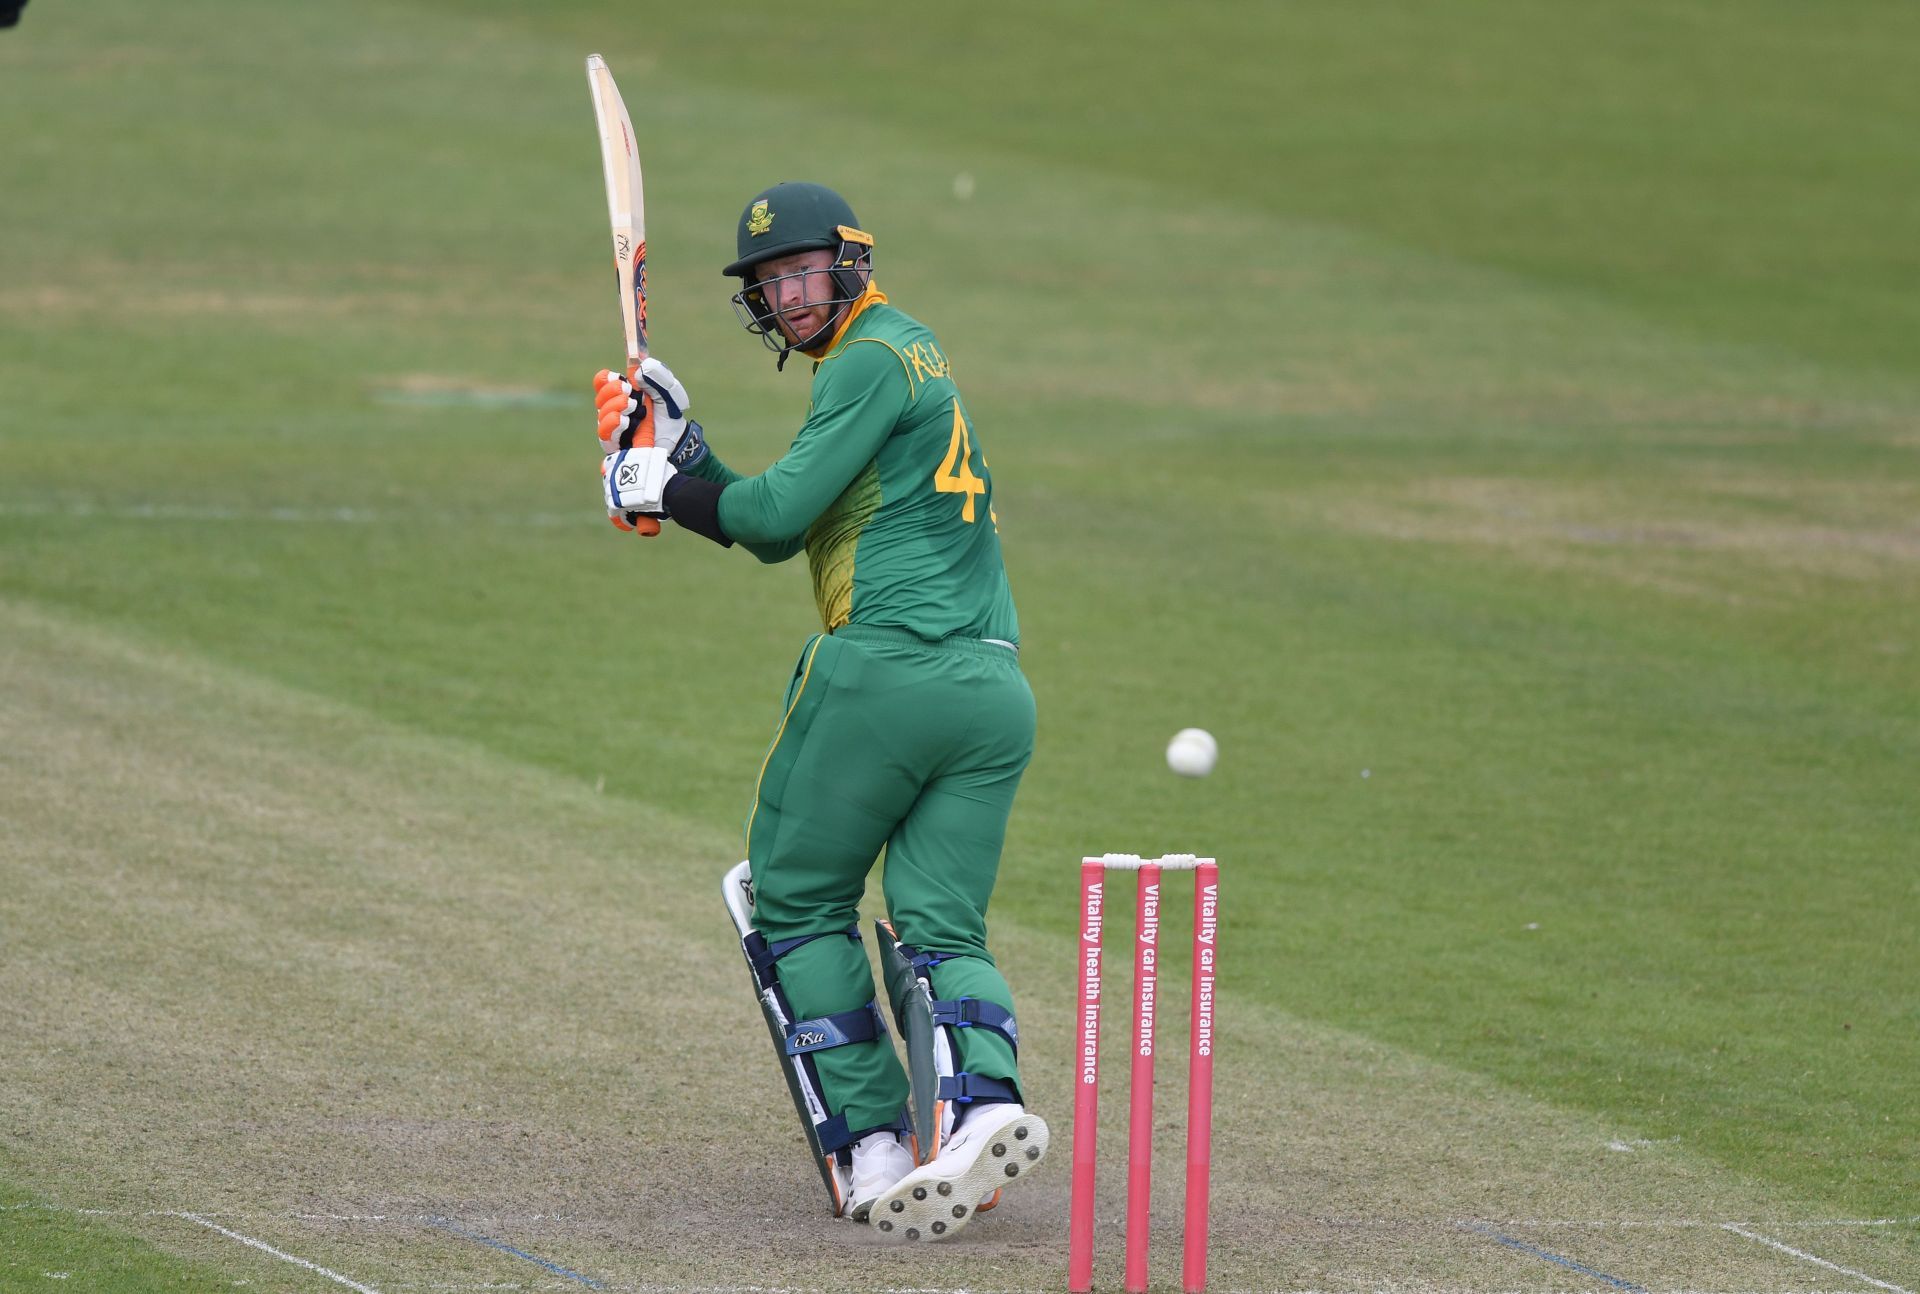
left=902, top=340, right=950, bottom=381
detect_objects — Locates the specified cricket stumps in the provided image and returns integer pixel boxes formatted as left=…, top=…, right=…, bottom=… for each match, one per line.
left=1069, top=854, right=1219, bottom=1294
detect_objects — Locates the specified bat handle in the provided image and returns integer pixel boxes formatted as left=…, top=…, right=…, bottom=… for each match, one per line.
left=624, top=355, right=661, bottom=538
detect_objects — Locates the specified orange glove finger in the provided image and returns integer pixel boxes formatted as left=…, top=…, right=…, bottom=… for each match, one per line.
left=601, top=398, right=655, bottom=451
left=593, top=369, right=657, bottom=451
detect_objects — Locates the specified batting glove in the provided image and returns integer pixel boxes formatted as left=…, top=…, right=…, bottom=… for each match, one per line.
left=602, top=445, right=676, bottom=522
left=594, top=358, right=708, bottom=469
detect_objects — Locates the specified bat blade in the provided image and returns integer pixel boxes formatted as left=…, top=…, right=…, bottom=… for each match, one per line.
left=585, top=53, right=659, bottom=536
left=586, top=53, right=648, bottom=372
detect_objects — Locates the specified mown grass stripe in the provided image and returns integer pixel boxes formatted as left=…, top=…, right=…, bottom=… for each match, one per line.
left=0, top=500, right=588, bottom=527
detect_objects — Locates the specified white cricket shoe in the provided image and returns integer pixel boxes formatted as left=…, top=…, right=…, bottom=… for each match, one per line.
left=847, top=1131, right=917, bottom=1222
left=869, top=1103, right=1048, bottom=1243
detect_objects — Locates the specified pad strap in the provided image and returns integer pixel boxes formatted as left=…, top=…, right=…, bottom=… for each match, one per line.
left=930, top=997, right=1020, bottom=1051
left=935, top=1073, right=1020, bottom=1105
left=844, top=1109, right=915, bottom=1149
left=818, top=1107, right=913, bottom=1157
left=785, top=1003, right=888, bottom=1056
left=907, top=947, right=955, bottom=972
left=745, top=924, right=861, bottom=985
left=814, top=1112, right=855, bottom=1155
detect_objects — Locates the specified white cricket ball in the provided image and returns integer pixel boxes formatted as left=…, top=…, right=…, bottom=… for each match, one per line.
left=1165, top=727, right=1218, bottom=778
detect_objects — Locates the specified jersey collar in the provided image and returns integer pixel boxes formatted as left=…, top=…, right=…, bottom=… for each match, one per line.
left=806, top=282, right=888, bottom=363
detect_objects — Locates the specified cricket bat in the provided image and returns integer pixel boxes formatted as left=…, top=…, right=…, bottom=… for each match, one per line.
left=585, top=53, right=660, bottom=538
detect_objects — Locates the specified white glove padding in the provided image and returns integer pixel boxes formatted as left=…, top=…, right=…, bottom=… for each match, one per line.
left=602, top=445, right=677, bottom=519
left=594, top=358, right=700, bottom=465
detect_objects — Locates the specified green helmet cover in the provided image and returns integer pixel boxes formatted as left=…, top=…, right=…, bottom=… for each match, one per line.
left=722, top=181, right=871, bottom=279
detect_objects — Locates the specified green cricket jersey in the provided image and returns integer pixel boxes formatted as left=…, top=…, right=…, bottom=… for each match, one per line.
left=691, top=286, right=1019, bottom=644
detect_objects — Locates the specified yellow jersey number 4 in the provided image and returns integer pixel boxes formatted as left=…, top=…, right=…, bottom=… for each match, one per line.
left=934, top=399, right=988, bottom=524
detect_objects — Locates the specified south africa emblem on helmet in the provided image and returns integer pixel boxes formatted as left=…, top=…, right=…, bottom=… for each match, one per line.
left=747, top=200, right=773, bottom=237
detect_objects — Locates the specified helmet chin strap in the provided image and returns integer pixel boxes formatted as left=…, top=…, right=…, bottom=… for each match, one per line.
left=774, top=304, right=848, bottom=372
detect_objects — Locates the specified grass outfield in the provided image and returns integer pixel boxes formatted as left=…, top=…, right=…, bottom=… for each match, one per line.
left=3, top=0, right=1916, bottom=1290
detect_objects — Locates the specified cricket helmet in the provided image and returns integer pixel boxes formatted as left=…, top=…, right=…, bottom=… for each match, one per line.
left=723, top=181, right=874, bottom=362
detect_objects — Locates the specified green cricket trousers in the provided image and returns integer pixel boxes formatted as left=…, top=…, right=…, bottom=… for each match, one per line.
left=747, top=623, right=1036, bottom=1141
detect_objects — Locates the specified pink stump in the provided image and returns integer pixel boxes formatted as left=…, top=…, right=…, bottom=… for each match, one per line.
left=1068, top=858, right=1105, bottom=1292
left=1124, top=864, right=1162, bottom=1292
left=1183, top=860, right=1220, bottom=1294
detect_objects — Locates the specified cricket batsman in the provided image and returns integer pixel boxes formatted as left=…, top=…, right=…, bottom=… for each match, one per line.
left=594, top=182, right=1046, bottom=1239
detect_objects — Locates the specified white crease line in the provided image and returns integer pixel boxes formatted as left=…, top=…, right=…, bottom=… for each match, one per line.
left=345, top=1280, right=1032, bottom=1294
left=1722, top=1221, right=1913, bottom=1294
left=350, top=1276, right=1903, bottom=1294
left=7, top=1201, right=1916, bottom=1230
left=378, top=1274, right=549, bottom=1282
left=390, top=1287, right=1032, bottom=1294
left=1606, top=1136, right=1680, bottom=1152
left=1483, top=1216, right=1920, bottom=1230
left=176, top=1211, right=384, bottom=1294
